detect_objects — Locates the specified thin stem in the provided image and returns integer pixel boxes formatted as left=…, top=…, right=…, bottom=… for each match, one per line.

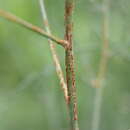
left=0, top=9, right=68, bottom=48
left=91, top=1, right=109, bottom=130
left=64, top=0, right=79, bottom=130
left=39, top=0, right=68, bottom=102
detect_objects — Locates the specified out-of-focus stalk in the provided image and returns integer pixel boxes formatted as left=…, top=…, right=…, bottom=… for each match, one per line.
left=91, top=0, right=109, bottom=130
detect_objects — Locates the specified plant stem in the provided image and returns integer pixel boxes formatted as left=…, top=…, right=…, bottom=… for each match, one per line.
left=64, top=0, right=79, bottom=130
left=39, top=0, right=68, bottom=102
left=0, top=9, right=68, bottom=48
left=91, top=1, right=109, bottom=130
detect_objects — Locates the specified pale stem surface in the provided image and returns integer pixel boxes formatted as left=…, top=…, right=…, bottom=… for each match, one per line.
left=39, top=0, right=68, bottom=102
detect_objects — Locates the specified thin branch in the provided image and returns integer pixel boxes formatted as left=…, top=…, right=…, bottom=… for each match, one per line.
left=39, top=0, right=68, bottom=102
left=0, top=9, right=68, bottom=48
left=91, top=1, right=109, bottom=130
left=65, top=0, right=79, bottom=130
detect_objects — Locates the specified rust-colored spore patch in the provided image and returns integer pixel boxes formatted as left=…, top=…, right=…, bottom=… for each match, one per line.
left=65, top=2, right=74, bottom=19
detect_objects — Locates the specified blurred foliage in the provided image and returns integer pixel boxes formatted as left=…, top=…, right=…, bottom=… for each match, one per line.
left=0, top=0, right=130, bottom=130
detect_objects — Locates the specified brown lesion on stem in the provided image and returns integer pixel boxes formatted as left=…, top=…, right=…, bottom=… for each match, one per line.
left=64, top=0, right=79, bottom=129
left=65, top=0, right=74, bottom=21
left=65, top=3, right=74, bottom=17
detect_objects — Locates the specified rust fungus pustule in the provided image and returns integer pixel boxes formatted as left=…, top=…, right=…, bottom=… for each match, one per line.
left=65, top=2, right=74, bottom=19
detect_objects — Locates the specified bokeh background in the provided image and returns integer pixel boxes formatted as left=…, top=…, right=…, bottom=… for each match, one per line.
left=0, top=0, right=130, bottom=130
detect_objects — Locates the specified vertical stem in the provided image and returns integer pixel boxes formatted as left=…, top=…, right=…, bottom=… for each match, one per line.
left=39, top=0, right=68, bottom=103
left=64, top=0, right=79, bottom=130
left=91, top=0, right=109, bottom=130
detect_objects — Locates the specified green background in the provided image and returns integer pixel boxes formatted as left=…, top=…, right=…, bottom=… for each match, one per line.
left=0, top=0, right=130, bottom=130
